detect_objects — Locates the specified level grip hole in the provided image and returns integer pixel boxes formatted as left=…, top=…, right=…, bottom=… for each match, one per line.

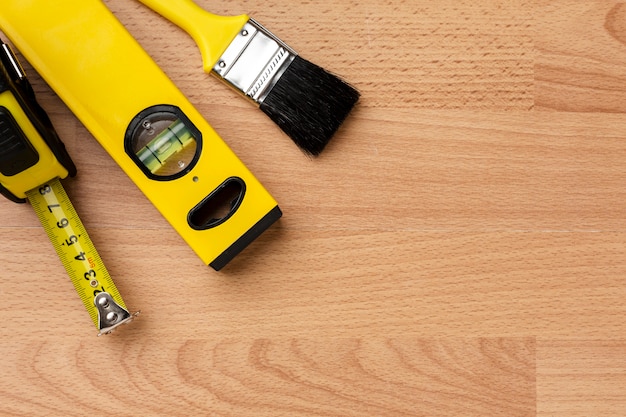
left=188, top=177, right=246, bottom=230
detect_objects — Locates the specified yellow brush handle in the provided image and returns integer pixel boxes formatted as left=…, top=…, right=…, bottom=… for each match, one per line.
left=137, top=0, right=248, bottom=72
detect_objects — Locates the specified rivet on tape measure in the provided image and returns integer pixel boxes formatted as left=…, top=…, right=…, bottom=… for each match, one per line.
left=0, top=40, right=138, bottom=335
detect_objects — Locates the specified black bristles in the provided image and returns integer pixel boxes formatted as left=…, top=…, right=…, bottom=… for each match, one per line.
left=259, top=56, right=360, bottom=156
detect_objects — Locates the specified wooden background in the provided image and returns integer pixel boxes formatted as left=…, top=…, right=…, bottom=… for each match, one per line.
left=1, top=0, right=626, bottom=415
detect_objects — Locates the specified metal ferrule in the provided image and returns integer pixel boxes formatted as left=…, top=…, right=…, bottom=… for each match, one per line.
left=212, top=19, right=296, bottom=104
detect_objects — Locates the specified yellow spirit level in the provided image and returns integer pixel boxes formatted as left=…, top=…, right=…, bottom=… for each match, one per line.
left=0, top=0, right=282, bottom=271
left=0, top=40, right=136, bottom=335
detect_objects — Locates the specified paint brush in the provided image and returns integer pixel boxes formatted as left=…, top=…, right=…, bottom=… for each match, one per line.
left=135, top=0, right=360, bottom=156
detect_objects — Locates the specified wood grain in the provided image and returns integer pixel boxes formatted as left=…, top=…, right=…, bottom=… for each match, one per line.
left=538, top=340, right=626, bottom=417
left=0, top=338, right=535, bottom=417
left=535, top=2, right=626, bottom=112
left=1, top=0, right=626, bottom=415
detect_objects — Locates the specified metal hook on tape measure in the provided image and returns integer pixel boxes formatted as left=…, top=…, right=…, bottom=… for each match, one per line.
left=95, top=292, right=139, bottom=336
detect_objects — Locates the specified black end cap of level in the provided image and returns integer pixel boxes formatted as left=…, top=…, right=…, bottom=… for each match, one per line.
left=209, top=206, right=282, bottom=271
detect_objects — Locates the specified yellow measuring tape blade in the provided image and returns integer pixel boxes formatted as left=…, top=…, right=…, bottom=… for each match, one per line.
left=26, top=177, right=137, bottom=335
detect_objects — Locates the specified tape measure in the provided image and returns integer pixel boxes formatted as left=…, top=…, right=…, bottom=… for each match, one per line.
left=0, top=40, right=137, bottom=335
left=27, top=179, right=137, bottom=335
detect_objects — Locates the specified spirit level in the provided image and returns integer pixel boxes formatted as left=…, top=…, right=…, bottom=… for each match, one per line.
left=0, top=0, right=282, bottom=271
left=0, top=40, right=137, bottom=335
